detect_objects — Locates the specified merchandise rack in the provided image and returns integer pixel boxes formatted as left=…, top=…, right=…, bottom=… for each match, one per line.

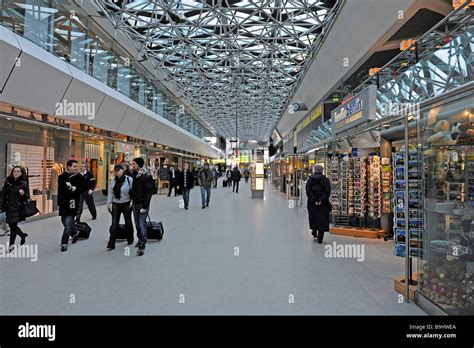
left=393, top=148, right=423, bottom=258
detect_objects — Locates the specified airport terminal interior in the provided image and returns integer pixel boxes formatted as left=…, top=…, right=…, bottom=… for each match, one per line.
left=0, top=0, right=473, bottom=316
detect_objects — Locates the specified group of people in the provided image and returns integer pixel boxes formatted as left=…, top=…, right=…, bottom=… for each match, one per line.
left=1, top=159, right=331, bottom=256
left=166, top=162, right=217, bottom=209
left=224, top=166, right=250, bottom=193
left=0, top=157, right=154, bottom=256
left=58, top=157, right=154, bottom=255
left=166, top=163, right=250, bottom=208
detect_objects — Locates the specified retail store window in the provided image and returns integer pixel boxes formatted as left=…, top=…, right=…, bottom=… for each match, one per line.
left=418, top=98, right=474, bottom=315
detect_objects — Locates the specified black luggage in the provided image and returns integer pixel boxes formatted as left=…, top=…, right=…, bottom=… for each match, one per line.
left=76, top=222, right=91, bottom=239
left=116, top=224, right=129, bottom=240
left=223, top=180, right=227, bottom=187
left=146, top=215, right=164, bottom=240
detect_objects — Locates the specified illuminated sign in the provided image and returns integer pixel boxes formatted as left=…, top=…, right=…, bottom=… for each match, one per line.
left=310, top=105, right=322, bottom=121
left=331, top=85, right=376, bottom=135
left=116, top=141, right=132, bottom=154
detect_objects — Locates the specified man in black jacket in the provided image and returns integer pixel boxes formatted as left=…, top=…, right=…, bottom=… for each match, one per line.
left=75, top=162, right=97, bottom=222
left=168, top=166, right=178, bottom=197
left=58, top=159, right=84, bottom=252
left=231, top=166, right=242, bottom=193
left=130, top=157, right=154, bottom=256
left=177, top=163, right=194, bottom=210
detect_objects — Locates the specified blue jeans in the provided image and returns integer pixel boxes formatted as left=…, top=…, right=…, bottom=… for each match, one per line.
left=183, top=188, right=191, bottom=208
left=133, top=205, right=147, bottom=248
left=200, top=186, right=211, bottom=207
left=61, top=215, right=77, bottom=246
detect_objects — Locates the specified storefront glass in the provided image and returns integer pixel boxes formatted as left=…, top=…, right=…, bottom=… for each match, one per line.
left=418, top=94, right=474, bottom=315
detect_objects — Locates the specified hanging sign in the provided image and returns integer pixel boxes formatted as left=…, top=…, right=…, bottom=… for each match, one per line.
left=331, top=85, right=377, bottom=135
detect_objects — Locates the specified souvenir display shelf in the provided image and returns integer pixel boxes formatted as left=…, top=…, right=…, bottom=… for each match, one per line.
left=392, top=147, right=423, bottom=258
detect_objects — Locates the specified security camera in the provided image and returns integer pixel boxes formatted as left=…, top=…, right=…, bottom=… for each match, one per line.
left=291, top=103, right=300, bottom=112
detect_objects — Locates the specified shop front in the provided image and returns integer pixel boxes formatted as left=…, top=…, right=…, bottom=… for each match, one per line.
left=414, top=84, right=474, bottom=315
left=0, top=105, right=112, bottom=215
left=0, top=103, right=153, bottom=217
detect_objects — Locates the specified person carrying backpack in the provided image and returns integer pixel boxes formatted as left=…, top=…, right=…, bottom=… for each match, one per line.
left=305, top=164, right=331, bottom=244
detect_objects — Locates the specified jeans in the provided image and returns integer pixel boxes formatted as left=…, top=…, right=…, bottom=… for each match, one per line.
left=182, top=188, right=191, bottom=208
left=233, top=180, right=239, bottom=193
left=133, top=205, right=147, bottom=248
left=245, top=177, right=249, bottom=183
left=200, top=186, right=211, bottom=207
left=8, top=223, right=26, bottom=245
left=61, top=215, right=77, bottom=246
left=76, top=192, right=97, bottom=221
left=109, top=202, right=133, bottom=246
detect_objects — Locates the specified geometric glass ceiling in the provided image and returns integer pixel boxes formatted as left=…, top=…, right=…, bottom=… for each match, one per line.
left=97, top=0, right=340, bottom=141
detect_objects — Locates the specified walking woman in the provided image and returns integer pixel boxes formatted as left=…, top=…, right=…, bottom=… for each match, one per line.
left=107, top=164, right=134, bottom=250
left=1, top=166, right=30, bottom=252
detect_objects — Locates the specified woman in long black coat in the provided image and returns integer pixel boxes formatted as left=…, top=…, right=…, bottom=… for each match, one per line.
left=1, top=166, right=30, bottom=251
left=305, top=165, right=331, bottom=243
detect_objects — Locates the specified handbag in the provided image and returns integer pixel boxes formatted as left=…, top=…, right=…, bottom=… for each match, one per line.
left=23, top=200, right=39, bottom=218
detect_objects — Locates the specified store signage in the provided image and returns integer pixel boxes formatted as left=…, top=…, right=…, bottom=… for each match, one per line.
left=116, top=141, right=132, bottom=154
left=240, top=155, right=249, bottom=163
left=331, top=85, right=377, bottom=135
left=352, top=147, right=359, bottom=157
left=310, top=105, right=322, bottom=121
left=302, top=116, right=311, bottom=128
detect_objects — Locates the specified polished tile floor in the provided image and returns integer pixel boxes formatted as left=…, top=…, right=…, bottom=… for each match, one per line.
left=0, top=179, right=425, bottom=315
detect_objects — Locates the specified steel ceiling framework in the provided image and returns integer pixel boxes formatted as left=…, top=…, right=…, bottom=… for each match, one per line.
left=96, top=0, right=340, bottom=141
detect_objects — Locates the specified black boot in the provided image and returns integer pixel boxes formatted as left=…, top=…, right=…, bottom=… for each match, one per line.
left=317, top=231, right=324, bottom=244
left=20, top=233, right=28, bottom=245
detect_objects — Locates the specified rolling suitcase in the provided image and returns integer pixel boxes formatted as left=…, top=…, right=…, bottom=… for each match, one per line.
left=116, top=224, right=129, bottom=240
left=146, top=215, right=164, bottom=240
left=223, top=180, right=227, bottom=187
left=76, top=222, right=91, bottom=239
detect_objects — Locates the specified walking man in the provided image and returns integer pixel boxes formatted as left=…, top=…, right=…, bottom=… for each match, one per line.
left=244, top=168, right=250, bottom=183
left=130, top=157, right=154, bottom=256
left=58, top=159, right=84, bottom=252
left=76, top=162, right=97, bottom=222
left=198, top=162, right=213, bottom=209
left=231, top=166, right=241, bottom=193
left=305, top=165, right=331, bottom=244
left=168, top=166, right=178, bottom=197
left=178, top=163, right=194, bottom=210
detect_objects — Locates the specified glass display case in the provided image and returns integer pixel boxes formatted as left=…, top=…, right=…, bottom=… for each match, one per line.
left=418, top=103, right=474, bottom=315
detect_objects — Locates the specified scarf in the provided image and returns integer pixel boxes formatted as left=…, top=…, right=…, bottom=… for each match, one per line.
left=113, top=174, right=126, bottom=199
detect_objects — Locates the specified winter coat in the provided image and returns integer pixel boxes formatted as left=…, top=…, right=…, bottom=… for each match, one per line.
left=178, top=170, right=194, bottom=190
left=198, top=168, right=213, bottom=188
left=58, top=172, right=84, bottom=217
left=231, top=169, right=241, bottom=182
left=305, top=173, right=331, bottom=232
left=80, top=170, right=97, bottom=192
left=1, top=177, right=30, bottom=224
left=130, top=170, right=154, bottom=210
